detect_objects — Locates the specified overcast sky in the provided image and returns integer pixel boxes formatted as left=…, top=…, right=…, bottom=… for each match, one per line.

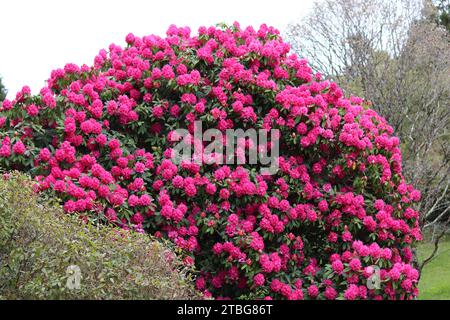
left=0, top=0, right=313, bottom=98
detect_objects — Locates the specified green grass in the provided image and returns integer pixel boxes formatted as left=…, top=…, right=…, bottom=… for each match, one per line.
left=418, top=235, right=450, bottom=300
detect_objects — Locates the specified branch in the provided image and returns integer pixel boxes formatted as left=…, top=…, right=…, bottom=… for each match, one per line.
left=419, top=216, right=450, bottom=275
left=424, top=205, right=450, bottom=229
left=425, top=183, right=449, bottom=219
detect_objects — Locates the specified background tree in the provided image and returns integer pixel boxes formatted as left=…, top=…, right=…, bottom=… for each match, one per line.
left=434, top=0, right=450, bottom=31
left=286, top=0, right=450, bottom=273
left=0, top=75, right=6, bottom=101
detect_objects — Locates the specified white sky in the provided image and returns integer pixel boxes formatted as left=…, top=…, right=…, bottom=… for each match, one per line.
left=0, top=0, right=313, bottom=98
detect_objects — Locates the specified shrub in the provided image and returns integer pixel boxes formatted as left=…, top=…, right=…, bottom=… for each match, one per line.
left=0, top=23, right=422, bottom=299
left=0, top=172, right=199, bottom=300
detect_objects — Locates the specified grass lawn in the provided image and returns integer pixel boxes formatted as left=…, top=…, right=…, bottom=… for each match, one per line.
left=418, top=235, right=450, bottom=300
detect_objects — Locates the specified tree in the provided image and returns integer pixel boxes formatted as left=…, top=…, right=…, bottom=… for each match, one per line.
left=0, top=76, right=6, bottom=101
left=286, top=0, right=450, bottom=273
left=434, top=0, right=450, bottom=31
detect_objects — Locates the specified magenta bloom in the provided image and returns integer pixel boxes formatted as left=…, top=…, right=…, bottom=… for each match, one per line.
left=12, top=140, right=26, bottom=155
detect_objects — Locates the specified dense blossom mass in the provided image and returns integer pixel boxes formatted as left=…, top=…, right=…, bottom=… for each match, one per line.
left=0, top=23, right=422, bottom=299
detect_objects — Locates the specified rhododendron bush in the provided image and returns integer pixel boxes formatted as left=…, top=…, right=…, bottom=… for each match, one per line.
left=0, top=23, right=422, bottom=300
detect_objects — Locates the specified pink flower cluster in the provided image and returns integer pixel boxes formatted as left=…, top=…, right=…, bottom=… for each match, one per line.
left=0, top=22, right=422, bottom=300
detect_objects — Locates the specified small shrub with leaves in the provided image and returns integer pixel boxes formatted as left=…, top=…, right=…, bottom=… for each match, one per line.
left=0, top=172, right=199, bottom=300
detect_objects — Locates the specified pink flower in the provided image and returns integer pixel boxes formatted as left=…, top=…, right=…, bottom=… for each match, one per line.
left=128, top=195, right=140, bottom=207
left=206, top=183, right=217, bottom=195
left=39, top=148, right=51, bottom=162
left=401, top=279, right=413, bottom=292
left=318, top=200, right=328, bottom=212
left=152, top=106, right=164, bottom=118
left=13, top=140, right=26, bottom=155
left=196, top=277, right=206, bottom=291
left=184, top=183, right=197, bottom=197
left=389, top=267, right=401, bottom=281
left=26, top=104, right=39, bottom=116
left=332, top=260, right=344, bottom=274
left=270, top=279, right=282, bottom=293
left=105, top=208, right=117, bottom=221
left=212, top=243, right=223, bottom=255
left=344, top=284, right=359, bottom=300
left=349, top=259, right=362, bottom=272
left=342, top=230, right=353, bottom=242
left=162, top=65, right=175, bottom=79
left=324, top=287, right=337, bottom=300
left=131, top=212, right=144, bottom=224
left=308, top=285, right=319, bottom=298
left=139, top=194, right=152, bottom=206
left=253, top=273, right=265, bottom=287
left=108, top=139, right=120, bottom=149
